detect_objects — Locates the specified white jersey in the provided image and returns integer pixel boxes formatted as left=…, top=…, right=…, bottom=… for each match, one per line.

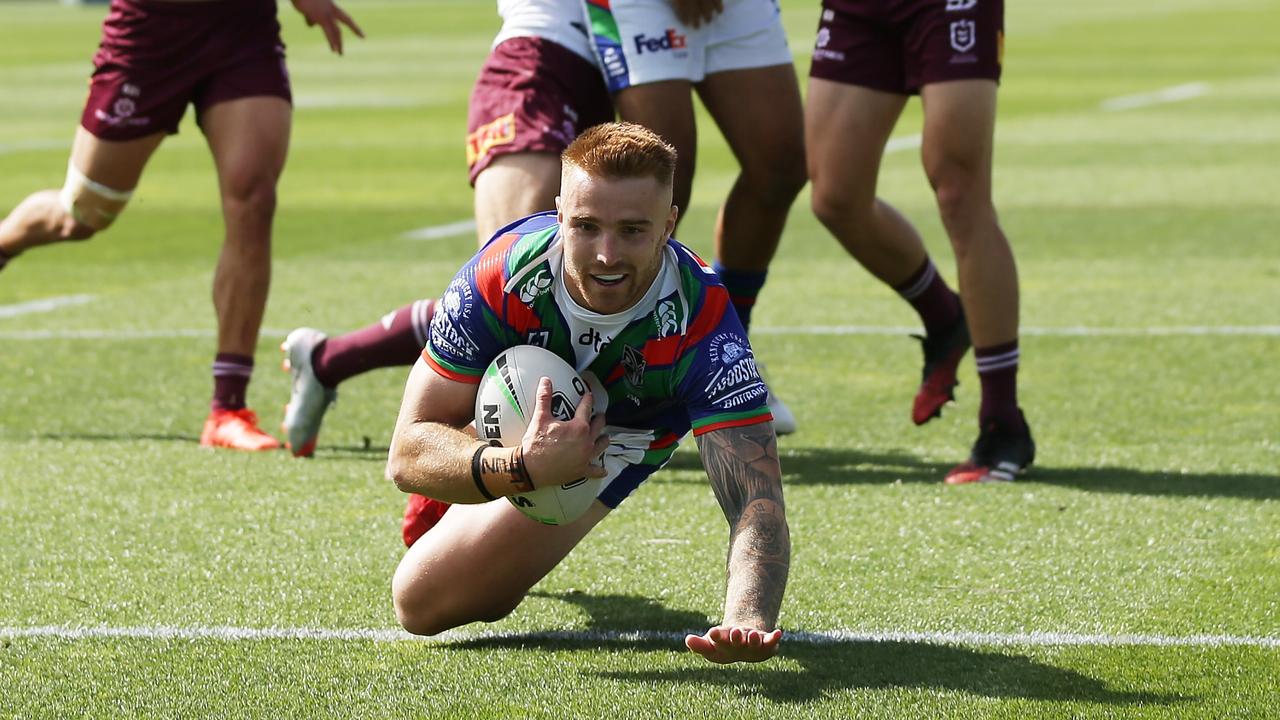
left=495, top=0, right=595, bottom=64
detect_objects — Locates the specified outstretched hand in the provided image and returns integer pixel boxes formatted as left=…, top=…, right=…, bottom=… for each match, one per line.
left=685, top=625, right=783, bottom=664
left=291, top=0, right=365, bottom=55
left=521, top=377, right=609, bottom=487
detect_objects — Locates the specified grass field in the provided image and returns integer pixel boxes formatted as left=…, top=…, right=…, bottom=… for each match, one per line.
left=2, top=0, right=1278, bottom=717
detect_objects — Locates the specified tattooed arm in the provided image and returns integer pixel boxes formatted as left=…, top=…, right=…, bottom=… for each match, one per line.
left=686, top=422, right=790, bottom=664
left=386, top=359, right=608, bottom=502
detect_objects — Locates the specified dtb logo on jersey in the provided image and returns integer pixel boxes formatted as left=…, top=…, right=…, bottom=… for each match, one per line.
left=950, top=20, right=976, bottom=53
left=578, top=327, right=612, bottom=353
left=622, top=345, right=646, bottom=388
left=634, top=29, right=687, bottom=55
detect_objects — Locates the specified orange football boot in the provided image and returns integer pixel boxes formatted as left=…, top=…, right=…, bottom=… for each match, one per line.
left=200, top=408, right=281, bottom=451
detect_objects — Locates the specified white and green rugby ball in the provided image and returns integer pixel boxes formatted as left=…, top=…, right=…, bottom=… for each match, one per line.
left=474, top=345, right=602, bottom=525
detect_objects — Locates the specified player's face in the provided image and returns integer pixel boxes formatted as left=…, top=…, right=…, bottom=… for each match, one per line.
left=556, top=167, right=678, bottom=315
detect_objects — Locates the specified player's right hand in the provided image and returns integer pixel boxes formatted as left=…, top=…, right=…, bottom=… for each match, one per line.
left=291, top=0, right=365, bottom=55
left=670, top=0, right=724, bottom=28
left=521, top=378, right=609, bottom=487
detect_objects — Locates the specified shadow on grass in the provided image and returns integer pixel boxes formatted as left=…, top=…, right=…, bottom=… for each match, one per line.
left=454, top=592, right=1182, bottom=707
left=663, top=446, right=1279, bottom=500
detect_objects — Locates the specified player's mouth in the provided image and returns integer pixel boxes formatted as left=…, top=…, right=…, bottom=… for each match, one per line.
left=591, top=273, right=627, bottom=286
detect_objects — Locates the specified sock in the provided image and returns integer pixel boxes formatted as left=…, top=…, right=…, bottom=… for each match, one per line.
left=211, top=353, right=254, bottom=411
left=975, top=339, right=1021, bottom=428
left=312, top=299, right=434, bottom=387
left=712, top=261, right=767, bottom=332
left=894, top=258, right=962, bottom=338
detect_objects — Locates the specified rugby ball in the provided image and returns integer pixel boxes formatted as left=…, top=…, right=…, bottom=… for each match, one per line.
left=474, top=345, right=603, bottom=525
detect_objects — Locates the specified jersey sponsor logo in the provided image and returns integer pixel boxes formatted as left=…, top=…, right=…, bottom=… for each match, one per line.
left=466, top=112, right=516, bottom=166
left=703, top=332, right=766, bottom=410
left=946, top=0, right=978, bottom=10
left=633, top=28, right=687, bottom=55
left=654, top=299, right=681, bottom=338
left=950, top=20, right=977, bottom=54
left=577, top=327, right=612, bottom=353
left=519, top=266, right=553, bottom=304
left=622, top=345, right=646, bottom=388
left=431, top=278, right=481, bottom=361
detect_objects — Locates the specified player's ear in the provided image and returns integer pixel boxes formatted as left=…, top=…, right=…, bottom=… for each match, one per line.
left=555, top=195, right=564, bottom=222
left=666, top=205, right=678, bottom=239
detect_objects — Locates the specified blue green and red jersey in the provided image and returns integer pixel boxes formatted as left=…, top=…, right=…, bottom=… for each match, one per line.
left=422, top=211, right=772, bottom=507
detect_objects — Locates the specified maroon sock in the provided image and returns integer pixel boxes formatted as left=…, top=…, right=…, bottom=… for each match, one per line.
left=312, top=299, right=434, bottom=387
left=894, top=258, right=962, bottom=338
left=211, top=353, right=254, bottom=411
left=975, top=340, right=1021, bottom=428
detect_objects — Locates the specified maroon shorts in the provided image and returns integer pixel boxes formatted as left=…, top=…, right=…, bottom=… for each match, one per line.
left=81, top=0, right=292, bottom=141
left=809, top=0, right=1003, bottom=94
left=466, top=37, right=614, bottom=185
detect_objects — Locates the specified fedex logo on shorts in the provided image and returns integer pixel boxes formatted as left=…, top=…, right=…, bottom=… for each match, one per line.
left=633, top=29, right=687, bottom=55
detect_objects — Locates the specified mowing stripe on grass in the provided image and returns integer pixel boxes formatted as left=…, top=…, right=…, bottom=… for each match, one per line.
left=2, top=625, right=1278, bottom=648
left=401, top=219, right=477, bottom=241
left=3, top=325, right=1280, bottom=340
left=1100, top=82, right=1210, bottom=111
left=0, top=294, right=94, bottom=319
left=0, top=139, right=66, bottom=155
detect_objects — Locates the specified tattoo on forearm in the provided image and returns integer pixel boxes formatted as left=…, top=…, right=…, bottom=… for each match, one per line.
left=480, top=447, right=535, bottom=494
left=697, top=426, right=791, bottom=628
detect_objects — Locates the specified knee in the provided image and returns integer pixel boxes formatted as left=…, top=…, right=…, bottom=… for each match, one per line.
left=744, top=149, right=808, bottom=207
left=925, top=160, right=990, bottom=233
left=221, top=173, right=278, bottom=223
left=810, top=183, right=866, bottom=231
left=393, top=576, right=523, bottom=636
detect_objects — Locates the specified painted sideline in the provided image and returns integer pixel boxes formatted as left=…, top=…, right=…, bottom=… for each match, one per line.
left=1101, top=82, right=1210, bottom=112
left=2, top=625, right=1277, bottom=648
left=0, top=294, right=95, bottom=319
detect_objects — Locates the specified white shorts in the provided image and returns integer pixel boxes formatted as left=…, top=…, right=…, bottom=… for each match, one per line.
left=586, top=0, right=793, bottom=92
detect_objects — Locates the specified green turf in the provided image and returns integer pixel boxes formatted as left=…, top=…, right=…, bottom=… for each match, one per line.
left=1, top=0, right=1278, bottom=717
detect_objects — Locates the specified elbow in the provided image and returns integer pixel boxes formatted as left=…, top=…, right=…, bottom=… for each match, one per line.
left=384, top=455, right=414, bottom=494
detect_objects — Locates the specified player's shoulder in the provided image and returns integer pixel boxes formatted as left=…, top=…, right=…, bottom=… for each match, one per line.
left=661, top=237, right=736, bottom=344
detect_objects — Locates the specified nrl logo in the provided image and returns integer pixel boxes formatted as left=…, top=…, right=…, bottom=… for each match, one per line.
left=950, top=19, right=976, bottom=53
left=519, top=267, right=553, bottom=304
left=622, top=345, right=646, bottom=388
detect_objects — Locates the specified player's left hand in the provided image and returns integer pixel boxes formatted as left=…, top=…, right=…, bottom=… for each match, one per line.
left=685, top=625, right=783, bottom=664
left=670, top=0, right=724, bottom=28
left=291, top=0, right=365, bottom=55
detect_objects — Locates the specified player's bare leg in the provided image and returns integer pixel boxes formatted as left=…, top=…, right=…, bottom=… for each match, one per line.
left=697, top=64, right=807, bottom=434
left=806, top=78, right=969, bottom=425
left=199, top=96, right=291, bottom=450
left=614, top=80, right=698, bottom=224
left=473, top=152, right=562, bottom=242
left=696, top=64, right=805, bottom=278
left=919, top=79, right=1033, bottom=483
left=0, top=127, right=164, bottom=261
left=392, top=499, right=609, bottom=635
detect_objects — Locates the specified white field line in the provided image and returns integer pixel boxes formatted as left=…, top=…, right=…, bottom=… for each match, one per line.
left=885, top=133, right=922, bottom=154
left=1, top=625, right=1277, bottom=649
left=0, top=294, right=95, bottom=319
left=400, top=219, right=477, bottom=241
left=1101, top=82, right=1210, bottom=112
left=3, top=325, right=1279, bottom=340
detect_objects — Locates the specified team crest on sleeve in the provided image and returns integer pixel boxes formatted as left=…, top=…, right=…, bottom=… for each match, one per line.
left=703, top=332, right=767, bottom=410
left=430, top=277, right=481, bottom=361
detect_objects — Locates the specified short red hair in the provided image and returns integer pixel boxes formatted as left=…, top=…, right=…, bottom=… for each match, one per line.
left=561, top=122, right=677, bottom=187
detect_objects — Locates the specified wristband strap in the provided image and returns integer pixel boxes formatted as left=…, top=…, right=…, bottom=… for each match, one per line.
left=471, top=443, right=497, bottom=501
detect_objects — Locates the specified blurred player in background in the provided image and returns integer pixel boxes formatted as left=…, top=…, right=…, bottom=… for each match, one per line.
left=804, top=0, right=1034, bottom=483
left=386, top=123, right=790, bottom=664
left=0, top=0, right=362, bottom=451
left=584, top=0, right=807, bottom=433
left=281, top=0, right=613, bottom=458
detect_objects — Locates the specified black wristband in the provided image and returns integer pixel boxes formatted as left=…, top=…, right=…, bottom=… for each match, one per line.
left=471, top=443, right=497, bottom=501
